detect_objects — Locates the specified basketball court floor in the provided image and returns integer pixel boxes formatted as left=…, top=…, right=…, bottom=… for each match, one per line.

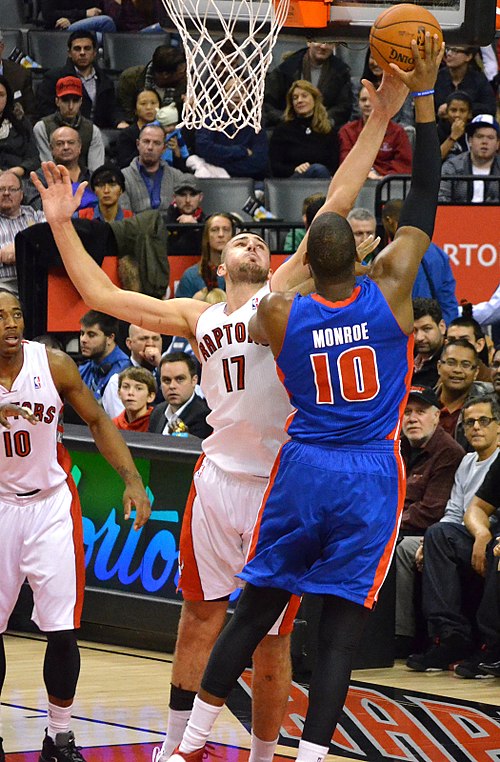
left=2, top=631, right=499, bottom=761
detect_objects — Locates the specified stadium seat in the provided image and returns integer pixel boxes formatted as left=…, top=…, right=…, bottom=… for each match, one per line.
left=102, top=32, right=170, bottom=74
left=2, top=29, right=23, bottom=58
left=101, top=128, right=121, bottom=163
left=196, top=177, right=256, bottom=220
left=28, top=30, right=69, bottom=71
left=0, top=0, right=25, bottom=28
left=264, top=178, right=330, bottom=223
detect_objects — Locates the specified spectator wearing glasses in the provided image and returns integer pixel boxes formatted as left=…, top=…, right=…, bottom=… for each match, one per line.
left=436, top=338, right=493, bottom=449
left=434, top=46, right=496, bottom=119
left=0, top=170, right=45, bottom=294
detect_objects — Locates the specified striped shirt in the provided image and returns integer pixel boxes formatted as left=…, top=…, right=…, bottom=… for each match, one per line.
left=0, top=206, right=46, bottom=280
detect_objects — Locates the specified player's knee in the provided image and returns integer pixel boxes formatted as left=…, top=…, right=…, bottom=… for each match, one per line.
left=45, top=629, right=78, bottom=654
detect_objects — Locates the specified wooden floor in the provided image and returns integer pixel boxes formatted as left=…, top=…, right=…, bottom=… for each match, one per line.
left=2, top=631, right=499, bottom=761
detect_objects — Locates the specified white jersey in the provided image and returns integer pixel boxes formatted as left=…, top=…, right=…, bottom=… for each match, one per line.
left=197, top=285, right=293, bottom=479
left=0, top=341, right=66, bottom=499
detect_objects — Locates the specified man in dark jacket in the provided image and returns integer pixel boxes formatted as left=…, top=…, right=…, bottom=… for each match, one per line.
left=149, top=353, right=212, bottom=439
left=36, top=30, right=126, bottom=128
left=263, top=40, right=353, bottom=128
left=0, top=30, right=36, bottom=122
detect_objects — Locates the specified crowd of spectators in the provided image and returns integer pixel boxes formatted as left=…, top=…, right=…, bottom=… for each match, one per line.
left=3, top=18, right=500, bottom=681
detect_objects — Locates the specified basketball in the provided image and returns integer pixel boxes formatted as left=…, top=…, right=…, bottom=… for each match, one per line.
left=369, top=3, right=443, bottom=73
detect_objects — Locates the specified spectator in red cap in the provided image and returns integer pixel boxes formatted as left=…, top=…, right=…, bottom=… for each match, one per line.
left=33, top=76, right=105, bottom=172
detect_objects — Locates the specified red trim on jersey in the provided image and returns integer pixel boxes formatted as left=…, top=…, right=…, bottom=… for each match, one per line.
left=57, top=443, right=85, bottom=627
left=386, top=335, right=414, bottom=441
left=277, top=594, right=301, bottom=635
left=311, top=286, right=361, bottom=309
left=178, top=453, right=206, bottom=601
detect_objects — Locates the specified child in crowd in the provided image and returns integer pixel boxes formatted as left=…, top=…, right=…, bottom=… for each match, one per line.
left=437, top=90, right=473, bottom=161
left=155, top=103, right=189, bottom=171
left=112, top=367, right=157, bottom=432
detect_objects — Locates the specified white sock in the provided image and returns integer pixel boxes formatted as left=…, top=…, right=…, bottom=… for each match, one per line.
left=179, top=696, right=223, bottom=754
left=161, top=709, right=192, bottom=757
left=47, top=701, right=72, bottom=741
left=296, top=739, right=330, bottom=762
left=248, top=732, right=279, bottom=762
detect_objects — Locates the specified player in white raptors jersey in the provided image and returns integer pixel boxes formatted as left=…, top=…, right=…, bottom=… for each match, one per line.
left=0, top=290, right=150, bottom=762
left=32, top=72, right=409, bottom=762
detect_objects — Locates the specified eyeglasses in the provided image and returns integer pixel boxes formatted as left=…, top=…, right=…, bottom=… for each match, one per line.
left=445, top=47, right=469, bottom=54
left=439, top=358, right=477, bottom=370
left=463, top=416, right=497, bottom=429
left=0, top=186, right=22, bottom=194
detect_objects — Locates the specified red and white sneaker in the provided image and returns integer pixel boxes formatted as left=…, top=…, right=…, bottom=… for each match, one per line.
left=152, top=746, right=207, bottom=762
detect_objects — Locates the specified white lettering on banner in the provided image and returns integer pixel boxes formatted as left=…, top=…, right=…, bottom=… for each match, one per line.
left=444, top=243, right=499, bottom=267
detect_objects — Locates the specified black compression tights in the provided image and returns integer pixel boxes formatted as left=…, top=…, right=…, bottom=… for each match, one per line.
left=43, top=630, right=81, bottom=701
left=0, top=635, right=5, bottom=694
left=302, top=595, right=370, bottom=747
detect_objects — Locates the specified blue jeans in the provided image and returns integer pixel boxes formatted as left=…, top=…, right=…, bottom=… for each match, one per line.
left=292, top=163, right=331, bottom=179
left=67, top=15, right=116, bottom=44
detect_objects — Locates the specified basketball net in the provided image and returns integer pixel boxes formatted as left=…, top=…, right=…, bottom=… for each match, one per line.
left=161, top=0, right=291, bottom=135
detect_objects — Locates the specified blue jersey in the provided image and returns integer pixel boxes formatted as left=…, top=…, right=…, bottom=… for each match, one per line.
left=277, top=277, right=413, bottom=445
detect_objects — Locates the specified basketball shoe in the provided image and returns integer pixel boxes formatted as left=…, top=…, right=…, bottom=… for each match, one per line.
left=39, top=729, right=87, bottom=761
left=153, top=746, right=206, bottom=762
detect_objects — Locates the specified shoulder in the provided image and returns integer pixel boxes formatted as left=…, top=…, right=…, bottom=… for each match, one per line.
left=432, top=425, right=465, bottom=457
left=327, top=54, right=350, bottom=74
left=46, top=348, right=80, bottom=388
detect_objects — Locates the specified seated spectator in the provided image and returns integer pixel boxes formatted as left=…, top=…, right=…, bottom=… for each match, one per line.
left=0, top=170, right=45, bottom=294
left=101, top=0, right=159, bottom=32
left=0, top=29, right=36, bottom=122
left=155, top=103, right=190, bottom=172
left=149, top=352, right=212, bottom=439
left=102, top=323, right=163, bottom=417
left=118, top=46, right=186, bottom=124
left=121, top=124, right=192, bottom=214
left=406, top=395, right=500, bottom=674
left=437, top=90, right=473, bottom=161
left=36, top=31, right=126, bottom=129
left=434, top=45, right=497, bottom=120
left=412, top=298, right=447, bottom=388
left=40, top=0, right=116, bottom=39
left=436, top=338, right=493, bottom=448
left=446, top=315, right=492, bottom=382
left=439, top=114, right=500, bottom=204
left=78, top=164, right=133, bottom=222
left=283, top=192, right=325, bottom=253
left=175, top=213, right=235, bottom=297
left=193, top=80, right=269, bottom=180
left=347, top=207, right=378, bottom=263
left=164, top=179, right=206, bottom=256
left=78, top=310, right=129, bottom=401
left=0, top=76, right=39, bottom=178
left=34, top=76, right=105, bottom=172
left=30, top=126, right=97, bottom=212
left=353, top=49, right=414, bottom=125
left=117, top=89, right=161, bottom=168
left=382, top=200, right=458, bottom=325
left=269, top=80, right=339, bottom=179
left=396, top=386, right=464, bottom=655
left=263, top=39, right=352, bottom=128
left=339, top=86, right=412, bottom=179
left=467, top=283, right=500, bottom=329
left=112, top=366, right=157, bottom=432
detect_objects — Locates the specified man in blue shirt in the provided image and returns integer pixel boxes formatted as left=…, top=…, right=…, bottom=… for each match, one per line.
left=78, top=310, right=129, bottom=401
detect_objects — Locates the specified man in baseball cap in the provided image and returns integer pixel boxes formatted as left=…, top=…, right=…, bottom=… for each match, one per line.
left=439, top=112, right=500, bottom=204
left=165, top=180, right=205, bottom=256
left=55, top=76, right=83, bottom=99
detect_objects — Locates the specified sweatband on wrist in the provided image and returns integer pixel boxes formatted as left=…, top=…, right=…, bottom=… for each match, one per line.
left=411, top=89, right=435, bottom=97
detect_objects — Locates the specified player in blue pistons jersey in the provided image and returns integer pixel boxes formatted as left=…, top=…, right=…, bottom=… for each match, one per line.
left=160, top=33, right=446, bottom=762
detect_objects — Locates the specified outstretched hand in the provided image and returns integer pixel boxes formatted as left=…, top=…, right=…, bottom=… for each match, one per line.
left=363, top=71, right=409, bottom=122
left=389, top=32, right=445, bottom=93
left=30, top=162, right=88, bottom=226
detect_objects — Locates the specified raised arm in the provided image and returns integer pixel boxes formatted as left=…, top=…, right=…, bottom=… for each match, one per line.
left=370, top=34, right=444, bottom=334
left=31, top=163, right=207, bottom=341
left=271, top=72, right=409, bottom=292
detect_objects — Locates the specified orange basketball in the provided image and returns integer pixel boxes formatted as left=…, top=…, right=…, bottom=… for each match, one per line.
left=369, top=3, right=443, bottom=73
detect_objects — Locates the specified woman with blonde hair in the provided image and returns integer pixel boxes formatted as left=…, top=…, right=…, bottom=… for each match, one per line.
left=269, top=79, right=339, bottom=178
left=175, top=213, right=236, bottom=298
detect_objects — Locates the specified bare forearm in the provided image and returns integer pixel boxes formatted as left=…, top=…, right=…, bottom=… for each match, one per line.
left=464, top=504, right=493, bottom=541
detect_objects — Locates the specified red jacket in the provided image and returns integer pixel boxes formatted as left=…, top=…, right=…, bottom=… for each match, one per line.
left=113, top=408, right=153, bottom=432
left=338, top=118, right=412, bottom=176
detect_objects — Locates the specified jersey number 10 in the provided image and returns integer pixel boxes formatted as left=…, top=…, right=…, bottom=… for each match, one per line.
left=311, top=346, right=380, bottom=404
left=3, top=430, right=32, bottom=458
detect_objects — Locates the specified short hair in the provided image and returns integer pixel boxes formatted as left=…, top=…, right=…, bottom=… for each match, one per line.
left=68, top=30, right=97, bottom=49
left=151, top=46, right=185, bottom=74
left=440, top=337, right=479, bottom=362
left=445, top=90, right=472, bottom=108
left=160, top=351, right=197, bottom=377
left=0, top=170, right=22, bottom=191
left=381, top=198, right=403, bottom=222
left=80, top=310, right=119, bottom=338
left=118, top=366, right=157, bottom=395
left=32, top=334, right=63, bottom=350
left=447, top=315, right=485, bottom=343
left=304, top=195, right=326, bottom=229
left=50, top=126, right=81, bottom=147
left=138, top=123, right=165, bottom=140
left=462, top=394, right=500, bottom=421
left=413, top=298, right=443, bottom=325
left=307, top=212, right=356, bottom=280
left=90, top=164, right=126, bottom=191
left=347, top=207, right=376, bottom=224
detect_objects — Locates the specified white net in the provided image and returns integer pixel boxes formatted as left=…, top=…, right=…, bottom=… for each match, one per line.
left=161, top=0, right=291, bottom=136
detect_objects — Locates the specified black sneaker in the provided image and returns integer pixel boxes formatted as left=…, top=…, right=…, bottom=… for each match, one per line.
left=479, top=658, right=500, bottom=678
left=39, top=729, right=86, bottom=761
left=454, top=647, right=497, bottom=679
left=0, top=736, right=5, bottom=762
left=406, top=637, right=470, bottom=672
